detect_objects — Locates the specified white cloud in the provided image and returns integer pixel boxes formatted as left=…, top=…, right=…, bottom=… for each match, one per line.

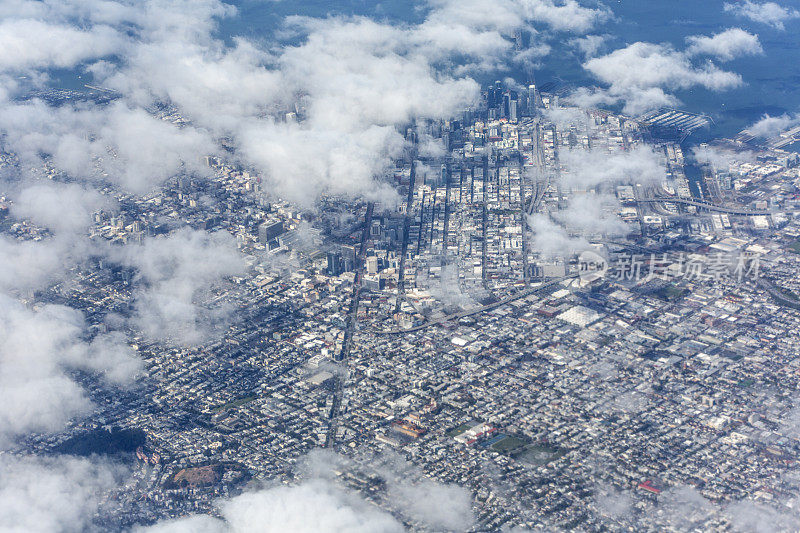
left=569, top=86, right=681, bottom=116
left=223, top=481, right=404, bottom=533
left=519, top=0, right=612, bottom=33
left=655, top=486, right=716, bottom=530
left=138, top=515, right=226, bottom=533
left=581, top=42, right=743, bottom=114
left=725, top=500, right=800, bottom=532
left=0, top=0, right=142, bottom=28
left=0, top=296, right=141, bottom=443
left=118, top=228, right=244, bottom=345
left=691, top=144, right=756, bottom=169
left=136, top=479, right=405, bottom=533
left=107, top=36, right=283, bottom=134
left=0, top=18, right=127, bottom=73
left=0, top=99, right=102, bottom=178
left=570, top=34, right=609, bottom=58
left=513, top=43, right=553, bottom=70
left=0, top=100, right=215, bottom=195
left=593, top=486, right=633, bottom=520
left=527, top=213, right=591, bottom=257
left=724, top=1, right=800, bottom=30
left=389, top=478, right=475, bottom=531
left=552, top=193, right=628, bottom=237
left=0, top=235, right=88, bottom=294
left=417, top=132, right=447, bottom=159
left=745, top=113, right=800, bottom=138
left=594, top=481, right=800, bottom=531
left=686, top=28, right=763, bottom=61
left=81, top=332, right=143, bottom=386
left=542, top=106, right=592, bottom=129
left=12, top=182, right=111, bottom=235
left=409, top=0, right=608, bottom=76
left=0, top=454, right=126, bottom=533
left=559, top=145, right=667, bottom=189
left=585, top=42, right=742, bottom=92
left=424, top=0, right=527, bottom=35
left=276, top=18, right=481, bottom=125
left=0, top=0, right=606, bottom=208
left=423, top=262, right=477, bottom=309
left=238, top=121, right=405, bottom=207
left=100, top=10, right=482, bottom=205
left=523, top=144, right=665, bottom=255
left=425, top=0, right=610, bottom=35
left=99, top=105, right=217, bottom=194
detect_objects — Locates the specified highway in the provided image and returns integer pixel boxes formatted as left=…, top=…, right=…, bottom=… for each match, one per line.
left=394, top=145, right=418, bottom=314
left=758, top=278, right=800, bottom=309
left=637, top=196, right=775, bottom=216
left=325, top=202, right=373, bottom=449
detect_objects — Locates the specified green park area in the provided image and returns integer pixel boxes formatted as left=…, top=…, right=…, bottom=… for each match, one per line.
left=490, top=435, right=527, bottom=454
left=446, top=422, right=474, bottom=438
left=213, top=395, right=257, bottom=412
left=655, top=284, right=685, bottom=302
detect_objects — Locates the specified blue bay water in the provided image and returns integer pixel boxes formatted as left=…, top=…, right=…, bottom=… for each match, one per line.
left=48, top=0, right=800, bottom=140
left=221, top=0, right=800, bottom=139
left=576, top=0, right=800, bottom=138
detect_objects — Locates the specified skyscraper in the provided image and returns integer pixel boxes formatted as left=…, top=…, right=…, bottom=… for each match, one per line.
left=258, top=220, right=285, bottom=244
left=326, top=251, right=342, bottom=276
left=527, top=84, right=538, bottom=115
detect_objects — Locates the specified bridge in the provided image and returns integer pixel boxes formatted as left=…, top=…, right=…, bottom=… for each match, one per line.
left=638, top=196, right=774, bottom=216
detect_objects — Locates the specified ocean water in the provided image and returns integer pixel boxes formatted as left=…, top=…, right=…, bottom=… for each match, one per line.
left=220, top=0, right=800, bottom=140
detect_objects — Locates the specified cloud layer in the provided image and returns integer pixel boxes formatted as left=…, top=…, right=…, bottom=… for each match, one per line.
left=137, top=450, right=475, bottom=533
left=724, top=1, right=800, bottom=30
left=578, top=40, right=744, bottom=114
left=686, top=28, right=763, bottom=61
left=118, top=228, right=244, bottom=345
left=745, top=112, right=800, bottom=138
left=0, top=454, right=126, bottom=533
left=0, top=295, right=141, bottom=444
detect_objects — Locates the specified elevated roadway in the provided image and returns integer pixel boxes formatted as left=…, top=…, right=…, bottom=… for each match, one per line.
left=638, top=196, right=776, bottom=216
